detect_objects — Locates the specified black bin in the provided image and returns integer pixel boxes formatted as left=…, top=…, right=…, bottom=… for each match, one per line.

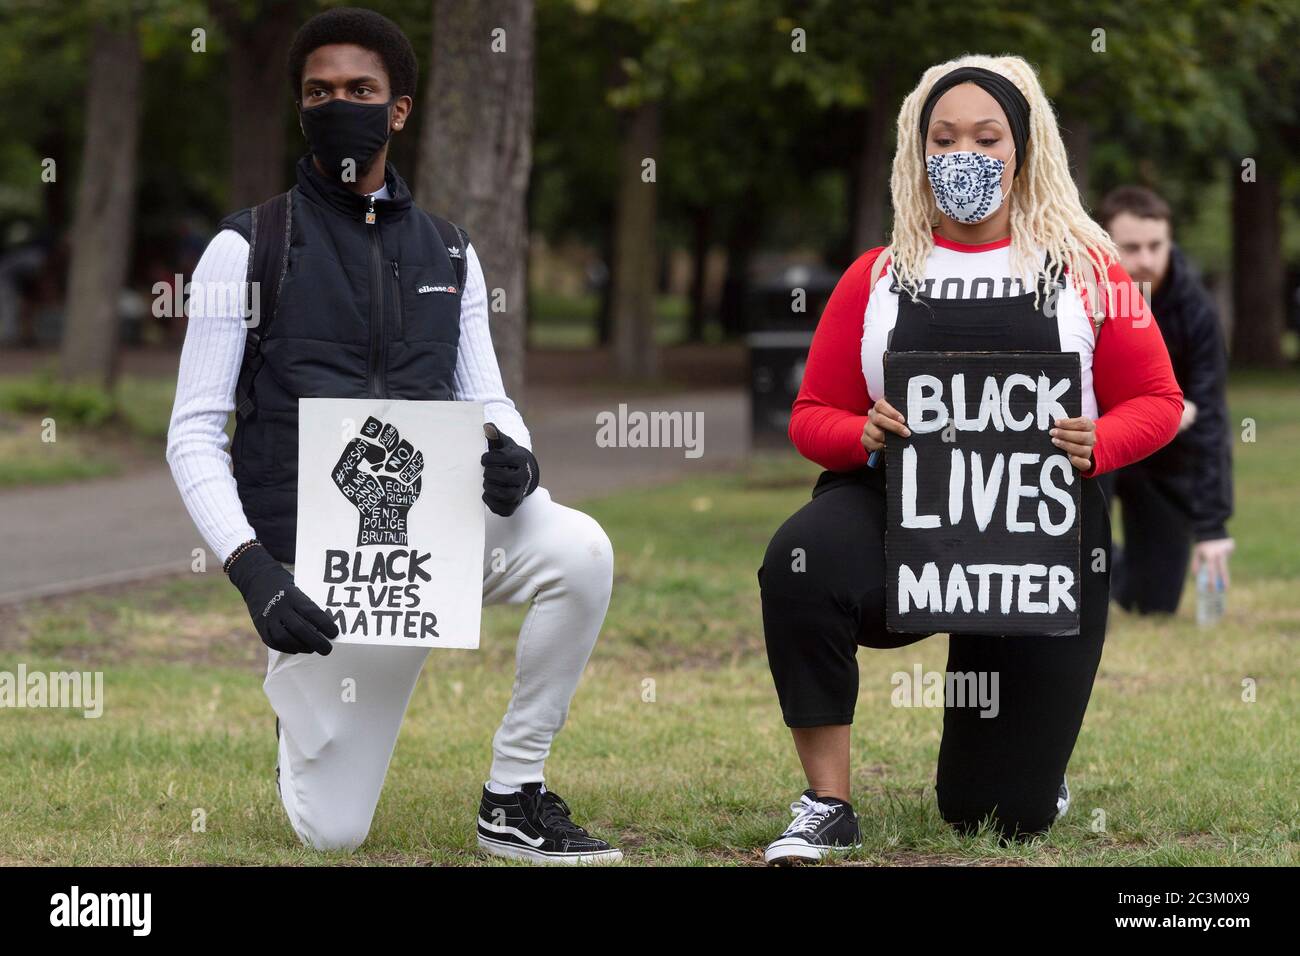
left=746, top=264, right=838, bottom=447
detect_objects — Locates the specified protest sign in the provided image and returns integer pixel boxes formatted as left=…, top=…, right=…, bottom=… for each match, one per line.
left=294, top=398, right=485, bottom=648
left=884, top=351, right=1082, bottom=637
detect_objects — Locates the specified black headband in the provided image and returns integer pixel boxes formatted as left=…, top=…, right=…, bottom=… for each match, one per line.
left=919, top=66, right=1031, bottom=179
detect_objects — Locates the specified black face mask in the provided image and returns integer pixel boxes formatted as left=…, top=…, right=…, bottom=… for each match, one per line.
left=298, top=97, right=395, bottom=183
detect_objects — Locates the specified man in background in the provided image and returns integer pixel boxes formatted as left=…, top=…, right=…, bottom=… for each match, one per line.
left=1096, top=185, right=1234, bottom=614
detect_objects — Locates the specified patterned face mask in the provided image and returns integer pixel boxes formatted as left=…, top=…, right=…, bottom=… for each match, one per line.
left=926, top=150, right=1007, bottom=224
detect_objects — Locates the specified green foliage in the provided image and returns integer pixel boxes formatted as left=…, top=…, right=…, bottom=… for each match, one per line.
left=1, top=0, right=1297, bottom=350
left=0, top=368, right=176, bottom=437
left=0, top=368, right=116, bottom=427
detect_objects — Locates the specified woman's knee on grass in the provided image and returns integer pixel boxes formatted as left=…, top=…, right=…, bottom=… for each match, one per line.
left=936, top=782, right=1059, bottom=842
left=759, top=501, right=872, bottom=608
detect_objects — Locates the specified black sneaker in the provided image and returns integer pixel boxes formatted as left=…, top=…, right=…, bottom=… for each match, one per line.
left=764, top=789, right=862, bottom=865
left=476, top=783, right=623, bottom=865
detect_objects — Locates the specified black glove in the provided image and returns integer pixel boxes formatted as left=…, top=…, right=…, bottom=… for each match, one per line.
left=481, top=423, right=540, bottom=517
left=226, top=543, right=339, bottom=655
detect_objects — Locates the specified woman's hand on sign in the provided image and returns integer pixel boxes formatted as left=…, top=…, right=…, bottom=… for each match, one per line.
left=1050, top=416, right=1096, bottom=471
left=861, top=398, right=911, bottom=453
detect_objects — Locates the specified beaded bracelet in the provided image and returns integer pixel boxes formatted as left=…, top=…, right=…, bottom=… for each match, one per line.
left=222, top=538, right=262, bottom=574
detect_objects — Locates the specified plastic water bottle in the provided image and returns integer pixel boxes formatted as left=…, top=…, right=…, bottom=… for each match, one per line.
left=1196, top=564, right=1225, bottom=627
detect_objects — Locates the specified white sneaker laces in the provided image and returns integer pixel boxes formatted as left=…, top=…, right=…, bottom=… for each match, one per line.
left=784, top=796, right=836, bottom=836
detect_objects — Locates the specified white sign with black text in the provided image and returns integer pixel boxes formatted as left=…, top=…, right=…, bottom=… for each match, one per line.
left=294, top=398, right=485, bottom=649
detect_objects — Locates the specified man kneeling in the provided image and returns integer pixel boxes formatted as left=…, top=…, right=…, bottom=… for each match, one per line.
left=166, top=7, right=620, bottom=864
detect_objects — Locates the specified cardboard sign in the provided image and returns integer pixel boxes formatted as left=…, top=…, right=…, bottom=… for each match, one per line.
left=294, top=398, right=485, bottom=648
left=884, top=351, right=1082, bottom=637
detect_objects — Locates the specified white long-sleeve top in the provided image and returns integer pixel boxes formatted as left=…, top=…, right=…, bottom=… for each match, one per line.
left=166, top=183, right=530, bottom=565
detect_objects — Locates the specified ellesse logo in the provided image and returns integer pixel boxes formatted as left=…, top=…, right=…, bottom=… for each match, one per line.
left=417, top=284, right=458, bottom=295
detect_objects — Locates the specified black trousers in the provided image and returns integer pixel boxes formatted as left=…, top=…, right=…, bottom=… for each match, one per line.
left=1096, top=465, right=1195, bottom=614
left=758, top=463, right=1112, bottom=839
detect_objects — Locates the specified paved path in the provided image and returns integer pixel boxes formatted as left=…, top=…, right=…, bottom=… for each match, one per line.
left=0, top=388, right=749, bottom=605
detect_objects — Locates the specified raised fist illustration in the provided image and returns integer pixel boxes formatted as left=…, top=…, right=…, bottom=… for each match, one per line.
left=332, top=415, right=424, bottom=546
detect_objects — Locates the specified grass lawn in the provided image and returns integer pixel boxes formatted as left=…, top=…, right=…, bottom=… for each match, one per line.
left=0, top=375, right=1296, bottom=866
left=0, top=372, right=178, bottom=487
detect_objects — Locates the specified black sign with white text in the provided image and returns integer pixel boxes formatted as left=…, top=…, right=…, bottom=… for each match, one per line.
left=884, top=351, right=1082, bottom=637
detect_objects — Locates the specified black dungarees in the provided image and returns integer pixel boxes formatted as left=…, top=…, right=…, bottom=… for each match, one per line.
left=759, top=260, right=1113, bottom=839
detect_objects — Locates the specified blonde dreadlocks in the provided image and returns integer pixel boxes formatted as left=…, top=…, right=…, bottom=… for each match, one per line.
left=878, top=53, right=1118, bottom=320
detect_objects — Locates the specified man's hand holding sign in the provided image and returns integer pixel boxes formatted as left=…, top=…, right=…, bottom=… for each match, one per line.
left=877, top=352, right=1087, bottom=636
left=226, top=544, right=340, bottom=656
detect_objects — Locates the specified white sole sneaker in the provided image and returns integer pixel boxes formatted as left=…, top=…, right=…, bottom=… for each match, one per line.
left=477, top=833, right=624, bottom=865
left=764, top=838, right=861, bottom=866
left=1056, top=776, right=1071, bottom=820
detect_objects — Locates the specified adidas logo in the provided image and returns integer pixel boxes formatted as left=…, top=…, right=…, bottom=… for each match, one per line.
left=417, top=284, right=458, bottom=295
left=447, top=246, right=462, bottom=259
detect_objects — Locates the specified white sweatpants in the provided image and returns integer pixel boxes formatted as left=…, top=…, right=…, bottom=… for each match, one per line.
left=264, top=486, right=613, bottom=851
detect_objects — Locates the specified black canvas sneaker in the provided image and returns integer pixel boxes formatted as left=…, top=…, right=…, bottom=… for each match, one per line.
left=476, top=782, right=623, bottom=865
left=764, top=789, right=862, bottom=865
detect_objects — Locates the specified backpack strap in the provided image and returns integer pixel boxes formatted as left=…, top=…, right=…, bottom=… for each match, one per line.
left=1072, top=253, right=1109, bottom=340
left=868, top=245, right=892, bottom=292
left=233, top=190, right=292, bottom=421
left=429, top=215, right=469, bottom=291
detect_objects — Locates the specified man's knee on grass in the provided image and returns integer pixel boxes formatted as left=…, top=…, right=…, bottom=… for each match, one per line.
left=293, top=811, right=373, bottom=853
left=539, top=506, right=614, bottom=611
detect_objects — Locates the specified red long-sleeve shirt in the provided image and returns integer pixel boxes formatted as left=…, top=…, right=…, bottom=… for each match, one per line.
left=790, top=242, right=1183, bottom=477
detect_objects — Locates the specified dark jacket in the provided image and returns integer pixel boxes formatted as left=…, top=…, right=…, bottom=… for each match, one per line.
left=1142, top=243, right=1233, bottom=541
left=216, top=154, right=467, bottom=563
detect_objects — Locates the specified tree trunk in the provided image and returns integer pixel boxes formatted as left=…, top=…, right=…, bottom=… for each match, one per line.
left=851, top=70, right=893, bottom=254
left=59, top=21, right=142, bottom=389
left=1230, top=162, right=1285, bottom=366
left=38, top=125, right=70, bottom=236
left=719, top=201, right=761, bottom=339
left=419, top=0, right=534, bottom=404
left=609, top=99, right=660, bottom=379
left=595, top=212, right=614, bottom=346
left=686, top=205, right=711, bottom=342
left=1061, top=112, right=1092, bottom=200
left=215, top=0, right=299, bottom=209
